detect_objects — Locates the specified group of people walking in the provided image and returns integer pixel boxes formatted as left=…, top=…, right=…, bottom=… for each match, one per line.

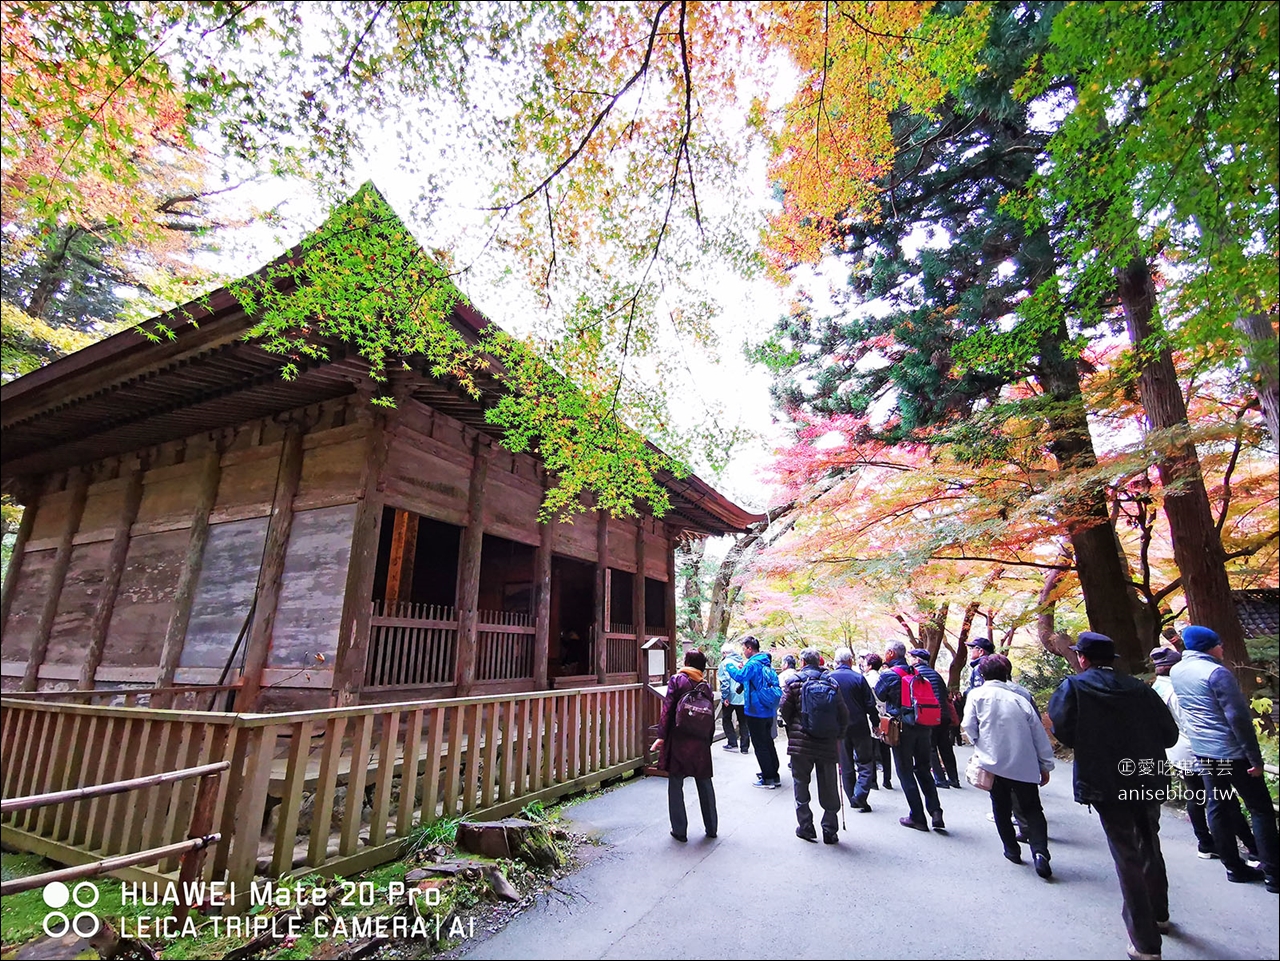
left=653, top=625, right=1277, bottom=961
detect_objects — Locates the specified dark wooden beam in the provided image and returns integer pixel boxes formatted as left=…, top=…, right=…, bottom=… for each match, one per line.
left=21, top=470, right=89, bottom=690
left=595, top=512, right=608, bottom=684
left=0, top=480, right=40, bottom=633
left=384, top=510, right=419, bottom=607
left=454, top=439, right=490, bottom=697
left=155, top=445, right=222, bottom=688
left=633, top=520, right=646, bottom=679
left=331, top=408, right=390, bottom=707
left=665, top=526, right=678, bottom=678
left=234, top=422, right=304, bottom=711
left=532, top=496, right=553, bottom=691
left=80, top=460, right=145, bottom=689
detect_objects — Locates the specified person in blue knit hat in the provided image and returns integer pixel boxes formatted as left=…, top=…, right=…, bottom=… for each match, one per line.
left=1169, top=625, right=1278, bottom=894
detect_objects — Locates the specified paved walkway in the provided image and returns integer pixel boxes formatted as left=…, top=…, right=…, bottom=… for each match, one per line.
left=464, top=740, right=1279, bottom=960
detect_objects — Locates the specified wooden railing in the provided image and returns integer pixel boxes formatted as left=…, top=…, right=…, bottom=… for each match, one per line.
left=604, top=633, right=637, bottom=675
left=476, top=610, right=535, bottom=682
left=1, top=685, right=646, bottom=912
left=3, top=685, right=239, bottom=711
left=365, top=601, right=458, bottom=689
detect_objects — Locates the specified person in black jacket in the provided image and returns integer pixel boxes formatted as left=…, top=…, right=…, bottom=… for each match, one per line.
left=1047, top=632, right=1179, bottom=961
left=779, top=648, right=850, bottom=843
left=831, top=646, right=879, bottom=812
left=909, top=648, right=959, bottom=789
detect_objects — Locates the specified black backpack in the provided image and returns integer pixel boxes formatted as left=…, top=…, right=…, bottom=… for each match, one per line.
left=675, top=681, right=716, bottom=740
left=799, top=672, right=843, bottom=739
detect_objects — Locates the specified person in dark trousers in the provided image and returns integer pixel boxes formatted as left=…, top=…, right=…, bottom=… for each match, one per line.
left=830, top=646, right=879, bottom=812
left=722, top=635, right=782, bottom=788
left=1048, top=632, right=1179, bottom=961
left=652, top=649, right=717, bottom=841
left=718, top=642, right=750, bottom=754
left=964, top=654, right=1055, bottom=878
left=863, top=653, right=893, bottom=789
left=909, top=647, right=959, bottom=789
left=1149, top=645, right=1258, bottom=865
left=1170, top=625, right=1278, bottom=893
left=875, top=640, right=944, bottom=832
left=779, top=647, right=850, bottom=843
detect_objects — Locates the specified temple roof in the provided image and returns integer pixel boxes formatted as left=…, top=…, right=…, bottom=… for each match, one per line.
left=1, top=186, right=763, bottom=536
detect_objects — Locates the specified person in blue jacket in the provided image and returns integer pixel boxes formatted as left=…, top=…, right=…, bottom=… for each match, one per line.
left=722, top=635, right=782, bottom=788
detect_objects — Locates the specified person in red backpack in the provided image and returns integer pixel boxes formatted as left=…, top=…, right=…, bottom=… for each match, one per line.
left=909, top=648, right=960, bottom=789
left=874, top=640, right=945, bottom=832
left=652, top=649, right=718, bottom=842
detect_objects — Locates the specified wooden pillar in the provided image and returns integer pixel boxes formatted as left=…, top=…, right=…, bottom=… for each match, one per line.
left=595, top=512, right=608, bottom=684
left=156, top=445, right=222, bottom=689
left=80, top=460, right=145, bottom=689
left=633, top=520, right=646, bottom=680
left=21, top=470, right=89, bottom=690
left=235, top=423, right=304, bottom=712
left=532, top=507, right=554, bottom=691
left=0, top=480, right=40, bottom=633
left=383, top=510, right=418, bottom=607
left=454, top=439, right=490, bottom=697
left=332, top=409, right=390, bottom=707
left=665, top=526, right=678, bottom=677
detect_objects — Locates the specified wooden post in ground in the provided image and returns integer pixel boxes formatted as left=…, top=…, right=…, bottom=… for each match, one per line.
left=235, top=423, right=304, bottom=712
left=633, top=519, right=646, bottom=680
left=22, top=470, right=89, bottom=690
left=0, top=480, right=40, bottom=634
left=157, top=444, right=222, bottom=688
left=595, top=512, right=608, bottom=684
left=533, top=500, right=554, bottom=690
left=332, top=406, right=390, bottom=707
left=80, top=459, right=145, bottom=689
left=454, top=438, right=490, bottom=697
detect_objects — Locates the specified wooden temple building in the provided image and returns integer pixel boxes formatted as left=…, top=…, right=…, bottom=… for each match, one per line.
left=0, top=210, right=758, bottom=710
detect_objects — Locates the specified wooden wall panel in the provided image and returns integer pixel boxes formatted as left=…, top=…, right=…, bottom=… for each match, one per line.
left=44, top=540, right=113, bottom=665
left=607, top=518, right=638, bottom=573
left=485, top=473, right=541, bottom=547
left=1, top=549, right=54, bottom=664
left=175, top=516, right=269, bottom=673
left=383, top=440, right=471, bottom=526
left=75, top=481, right=127, bottom=543
left=98, top=529, right=189, bottom=668
left=25, top=488, right=75, bottom=548
left=133, top=462, right=203, bottom=529
left=212, top=448, right=278, bottom=518
left=295, top=436, right=365, bottom=508
left=644, top=531, right=669, bottom=581
left=267, top=503, right=356, bottom=674
left=554, top=515, right=599, bottom=563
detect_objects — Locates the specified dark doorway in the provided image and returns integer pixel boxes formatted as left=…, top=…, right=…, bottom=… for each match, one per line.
left=372, top=509, right=460, bottom=611
left=645, top=577, right=667, bottom=633
left=609, top=569, right=634, bottom=629
left=478, top=534, right=536, bottom=616
left=551, top=556, right=595, bottom=676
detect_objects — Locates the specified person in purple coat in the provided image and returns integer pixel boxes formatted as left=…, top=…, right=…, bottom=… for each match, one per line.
left=652, top=649, right=718, bottom=842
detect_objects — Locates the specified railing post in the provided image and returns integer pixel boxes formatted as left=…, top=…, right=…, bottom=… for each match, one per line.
left=174, top=767, right=223, bottom=925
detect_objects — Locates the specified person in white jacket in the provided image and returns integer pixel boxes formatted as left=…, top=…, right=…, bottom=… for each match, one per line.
left=963, top=653, right=1055, bottom=879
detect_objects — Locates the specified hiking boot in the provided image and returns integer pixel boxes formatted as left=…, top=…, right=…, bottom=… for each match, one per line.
left=740, top=747, right=751, bottom=754
left=1034, top=853, right=1052, bottom=879
left=796, top=827, right=817, bottom=843
left=899, top=816, right=929, bottom=832
left=934, top=780, right=951, bottom=789
left=949, top=780, right=962, bottom=789
left=1003, top=848, right=1022, bottom=864
left=823, top=832, right=839, bottom=844
left=722, top=743, right=738, bottom=751
left=1126, top=942, right=1161, bottom=961
left=930, top=810, right=946, bottom=830
left=670, top=831, right=687, bottom=842
left=1196, top=842, right=1218, bottom=859
left=855, top=799, right=872, bottom=813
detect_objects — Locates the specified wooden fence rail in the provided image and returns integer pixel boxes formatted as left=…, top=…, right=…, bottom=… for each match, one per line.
left=1, top=684, right=646, bottom=912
